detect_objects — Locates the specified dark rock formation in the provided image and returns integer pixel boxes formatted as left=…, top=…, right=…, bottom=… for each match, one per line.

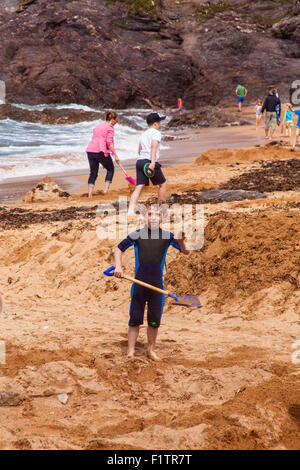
left=0, top=0, right=299, bottom=108
left=0, top=103, right=144, bottom=128
left=167, top=106, right=252, bottom=128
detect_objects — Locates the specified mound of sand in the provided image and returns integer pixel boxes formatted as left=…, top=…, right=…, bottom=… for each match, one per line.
left=165, top=209, right=300, bottom=307
left=23, top=177, right=70, bottom=203
left=195, top=146, right=300, bottom=166
left=1, top=143, right=300, bottom=450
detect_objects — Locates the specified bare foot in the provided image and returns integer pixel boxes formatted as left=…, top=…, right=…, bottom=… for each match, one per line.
left=147, top=349, right=159, bottom=361
left=127, top=351, right=135, bottom=359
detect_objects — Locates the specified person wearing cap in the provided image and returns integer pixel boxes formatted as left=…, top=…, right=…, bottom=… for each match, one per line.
left=127, top=113, right=167, bottom=216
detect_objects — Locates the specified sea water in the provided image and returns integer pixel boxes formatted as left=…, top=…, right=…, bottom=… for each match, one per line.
left=0, top=104, right=166, bottom=182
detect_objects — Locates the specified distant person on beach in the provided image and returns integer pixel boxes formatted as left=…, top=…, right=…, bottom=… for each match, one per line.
left=114, top=200, right=189, bottom=360
left=127, top=113, right=167, bottom=216
left=284, top=104, right=294, bottom=137
left=280, top=102, right=287, bottom=136
left=291, top=107, right=300, bottom=151
left=178, top=97, right=183, bottom=115
left=255, top=99, right=262, bottom=129
left=261, top=88, right=281, bottom=140
left=235, top=82, right=247, bottom=112
left=86, top=111, right=120, bottom=197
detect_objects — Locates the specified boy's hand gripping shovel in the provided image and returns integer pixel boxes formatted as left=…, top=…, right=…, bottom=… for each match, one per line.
left=103, top=266, right=201, bottom=308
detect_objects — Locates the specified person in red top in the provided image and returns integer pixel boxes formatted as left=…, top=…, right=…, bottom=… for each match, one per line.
left=178, top=97, right=183, bottom=115
left=86, top=111, right=120, bottom=197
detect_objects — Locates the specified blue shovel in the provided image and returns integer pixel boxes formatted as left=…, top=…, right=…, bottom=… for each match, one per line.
left=103, top=266, right=201, bottom=307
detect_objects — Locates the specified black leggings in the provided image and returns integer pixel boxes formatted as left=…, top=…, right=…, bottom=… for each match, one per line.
left=87, top=152, right=114, bottom=185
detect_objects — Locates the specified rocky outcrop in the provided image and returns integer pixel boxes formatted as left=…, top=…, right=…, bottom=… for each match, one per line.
left=272, top=15, right=300, bottom=58
left=0, top=104, right=103, bottom=124
left=0, top=103, right=144, bottom=127
left=167, top=106, right=251, bottom=128
left=0, top=0, right=299, bottom=108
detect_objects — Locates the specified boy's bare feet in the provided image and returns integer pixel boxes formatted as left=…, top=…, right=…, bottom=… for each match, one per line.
left=127, top=351, right=135, bottom=359
left=147, top=349, right=159, bottom=361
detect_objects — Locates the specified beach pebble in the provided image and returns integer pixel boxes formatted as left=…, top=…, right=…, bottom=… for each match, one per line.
left=57, top=393, right=68, bottom=405
left=26, top=365, right=36, bottom=371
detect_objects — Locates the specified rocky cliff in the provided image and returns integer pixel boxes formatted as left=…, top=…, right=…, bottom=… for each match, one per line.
left=0, top=0, right=299, bottom=108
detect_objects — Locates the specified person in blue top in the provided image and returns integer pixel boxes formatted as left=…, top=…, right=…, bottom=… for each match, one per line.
left=284, top=104, right=294, bottom=137
left=114, top=199, right=189, bottom=360
left=291, top=107, right=300, bottom=151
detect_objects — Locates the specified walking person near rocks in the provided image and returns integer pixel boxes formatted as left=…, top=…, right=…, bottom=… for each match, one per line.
left=283, top=104, right=294, bottom=137
left=235, top=82, right=247, bottom=112
left=261, top=87, right=281, bottom=140
left=86, top=111, right=120, bottom=197
left=255, top=99, right=262, bottom=130
left=178, top=97, right=183, bottom=115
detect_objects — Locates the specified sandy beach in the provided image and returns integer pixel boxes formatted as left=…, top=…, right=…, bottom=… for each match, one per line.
left=0, top=119, right=300, bottom=450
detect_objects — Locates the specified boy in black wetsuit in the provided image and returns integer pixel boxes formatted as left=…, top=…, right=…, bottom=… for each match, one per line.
left=114, top=201, right=189, bottom=360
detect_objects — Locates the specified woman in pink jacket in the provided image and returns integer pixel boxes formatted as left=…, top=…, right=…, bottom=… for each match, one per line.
left=86, top=111, right=120, bottom=197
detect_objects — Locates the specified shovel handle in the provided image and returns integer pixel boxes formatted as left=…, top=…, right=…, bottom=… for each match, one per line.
left=103, top=266, right=178, bottom=301
left=108, top=151, right=128, bottom=176
left=117, top=161, right=127, bottom=175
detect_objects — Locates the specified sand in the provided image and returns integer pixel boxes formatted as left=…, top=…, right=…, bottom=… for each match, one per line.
left=0, top=122, right=300, bottom=450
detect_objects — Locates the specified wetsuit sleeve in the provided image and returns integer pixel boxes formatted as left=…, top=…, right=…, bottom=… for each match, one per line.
left=117, top=235, right=136, bottom=252
left=169, top=233, right=182, bottom=252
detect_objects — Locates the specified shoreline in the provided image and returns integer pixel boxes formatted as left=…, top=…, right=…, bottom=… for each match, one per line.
left=0, top=124, right=269, bottom=204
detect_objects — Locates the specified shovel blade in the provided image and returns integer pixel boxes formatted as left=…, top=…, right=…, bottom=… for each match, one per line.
left=172, top=295, right=201, bottom=307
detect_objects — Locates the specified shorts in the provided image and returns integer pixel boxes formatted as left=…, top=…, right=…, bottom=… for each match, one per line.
left=286, top=121, right=293, bottom=126
left=129, top=280, right=165, bottom=328
left=179, top=106, right=183, bottom=112
left=238, top=96, right=244, bottom=103
left=265, top=111, right=277, bottom=131
left=136, top=159, right=166, bottom=187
